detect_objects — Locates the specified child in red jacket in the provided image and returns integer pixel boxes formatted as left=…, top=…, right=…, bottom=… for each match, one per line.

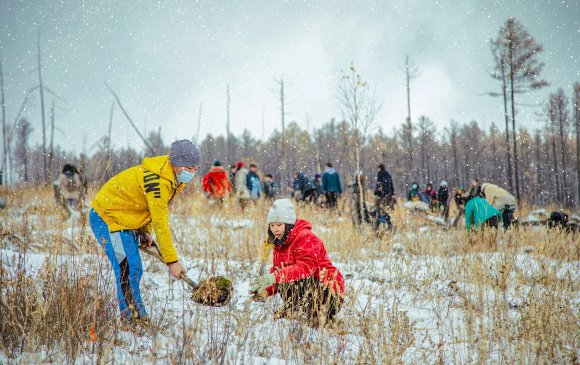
left=250, top=199, right=345, bottom=326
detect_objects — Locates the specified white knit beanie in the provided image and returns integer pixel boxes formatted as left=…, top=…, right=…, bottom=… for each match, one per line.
left=267, top=199, right=297, bottom=225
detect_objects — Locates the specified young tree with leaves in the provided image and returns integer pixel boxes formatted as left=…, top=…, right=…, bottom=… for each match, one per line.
left=338, top=64, right=381, bottom=225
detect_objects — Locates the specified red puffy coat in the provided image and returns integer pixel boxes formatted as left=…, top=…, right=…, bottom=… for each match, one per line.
left=202, top=167, right=232, bottom=198
left=266, top=219, right=345, bottom=296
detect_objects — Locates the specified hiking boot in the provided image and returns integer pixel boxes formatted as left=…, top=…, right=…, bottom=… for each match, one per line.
left=120, top=316, right=153, bottom=336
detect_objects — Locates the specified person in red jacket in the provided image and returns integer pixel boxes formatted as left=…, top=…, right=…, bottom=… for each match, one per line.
left=250, top=198, right=345, bottom=326
left=201, top=161, right=232, bottom=206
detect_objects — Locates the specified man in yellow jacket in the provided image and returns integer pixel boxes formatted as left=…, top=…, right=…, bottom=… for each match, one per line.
left=89, top=139, right=201, bottom=322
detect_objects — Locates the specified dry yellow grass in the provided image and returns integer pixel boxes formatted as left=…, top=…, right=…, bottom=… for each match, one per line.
left=0, top=185, right=578, bottom=363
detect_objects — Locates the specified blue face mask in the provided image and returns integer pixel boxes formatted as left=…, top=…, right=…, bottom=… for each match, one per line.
left=177, top=169, right=196, bottom=184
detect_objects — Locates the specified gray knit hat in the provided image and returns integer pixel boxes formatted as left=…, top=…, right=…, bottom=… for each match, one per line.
left=267, top=199, right=297, bottom=225
left=169, top=139, right=201, bottom=167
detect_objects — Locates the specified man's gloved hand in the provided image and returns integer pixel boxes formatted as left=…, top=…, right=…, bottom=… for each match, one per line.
left=249, top=273, right=276, bottom=295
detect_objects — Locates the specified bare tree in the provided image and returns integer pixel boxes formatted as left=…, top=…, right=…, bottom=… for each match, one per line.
left=553, top=89, right=571, bottom=207
left=548, top=95, right=561, bottom=204
left=533, top=129, right=544, bottom=204
left=417, top=116, right=435, bottom=181
left=400, top=117, right=415, bottom=185
left=146, top=128, right=167, bottom=155
left=338, top=63, right=382, bottom=224
left=275, top=78, right=289, bottom=190
left=105, top=100, right=115, bottom=181
left=195, top=102, right=203, bottom=144
left=403, top=56, right=419, bottom=183
left=574, top=82, right=580, bottom=207
left=104, top=82, right=154, bottom=155
left=15, top=118, right=32, bottom=182
left=37, top=31, right=48, bottom=181
left=488, top=123, right=501, bottom=181
left=48, top=100, right=55, bottom=178
left=492, top=17, right=549, bottom=206
left=226, top=85, right=231, bottom=163
left=445, top=120, right=460, bottom=186
left=0, top=51, right=6, bottom=186
left=489, top=38, right=514, bottom=191
left=261, top=105, right=266, bottom=141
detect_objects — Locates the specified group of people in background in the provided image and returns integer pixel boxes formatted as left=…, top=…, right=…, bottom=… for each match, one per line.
left=291, top=163, right=343, bottom=209
left=200, top=161, right=278, bottom=210
left=404, top=177, right=517, bottom=233
left=456, top=179, right=517, bottom=231
left=200, top=160, right=347, bottom=211
left=50, top=155, right=520, bottom=238
left=405, top=180, right=450, bottom=214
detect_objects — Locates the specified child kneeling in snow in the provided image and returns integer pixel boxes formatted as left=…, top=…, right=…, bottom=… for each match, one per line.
left=249, top=199, right=345, bottom=326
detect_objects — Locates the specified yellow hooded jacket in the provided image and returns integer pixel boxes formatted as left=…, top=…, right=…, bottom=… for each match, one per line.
left=92, top=156, right=185, bottom=263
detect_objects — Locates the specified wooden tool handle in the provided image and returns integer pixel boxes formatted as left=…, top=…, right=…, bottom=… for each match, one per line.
left=138, top=243, right=198, bottom=289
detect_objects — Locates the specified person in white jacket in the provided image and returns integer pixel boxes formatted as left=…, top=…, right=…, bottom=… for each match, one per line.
left=234, top=161, right=251, bottom=211
left=480, top=183, right=517, bottom=229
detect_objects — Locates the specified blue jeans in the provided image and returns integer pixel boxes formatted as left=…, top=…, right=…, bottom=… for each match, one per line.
left=89, top=209, right=147, bottom=319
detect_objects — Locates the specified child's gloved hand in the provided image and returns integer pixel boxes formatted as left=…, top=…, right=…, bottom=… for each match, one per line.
left=249, top=273, right=276, bottom=295
left=251, top=291, right=269, bottom=302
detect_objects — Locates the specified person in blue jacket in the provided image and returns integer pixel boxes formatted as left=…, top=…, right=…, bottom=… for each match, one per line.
left=322, top=163, right=342, bottom=209
left=292, top=170, right=317, bottom=203
left=246, top=163, right=262, bottom=201
left=461, top=195, right=502, bottom=231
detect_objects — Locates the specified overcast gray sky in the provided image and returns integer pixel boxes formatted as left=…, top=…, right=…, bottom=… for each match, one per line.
left=1, top=0, right=578, bottom=155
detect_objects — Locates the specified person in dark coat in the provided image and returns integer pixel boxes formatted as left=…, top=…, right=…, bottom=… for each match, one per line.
left=262, top=174, right=278, bottom=202
left=437, top=181, right=449, bottom=213
left=322, top=163, right=342, bottom=209
left=374, top=163, right=395, bottom=210
left=292, top=170, right=317, bottom=203
left=467, top=178, right=481, bottom=198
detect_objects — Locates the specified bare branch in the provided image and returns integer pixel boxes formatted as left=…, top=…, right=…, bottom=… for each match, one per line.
left=104, top=82, right=155, bottom=155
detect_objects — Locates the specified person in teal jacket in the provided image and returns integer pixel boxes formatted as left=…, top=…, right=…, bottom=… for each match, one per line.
left=463, top=195, right=501, bottom=230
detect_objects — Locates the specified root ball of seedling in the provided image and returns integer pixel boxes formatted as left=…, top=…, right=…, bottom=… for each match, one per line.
left=191, top=276, right=233, bottom=306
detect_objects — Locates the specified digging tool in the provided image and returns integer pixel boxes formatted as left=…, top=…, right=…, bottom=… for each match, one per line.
left=138, top=242, right=232, bottom=306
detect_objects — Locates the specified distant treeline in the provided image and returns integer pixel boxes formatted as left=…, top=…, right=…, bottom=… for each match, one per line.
left=5, top=101, right=579, bottom=208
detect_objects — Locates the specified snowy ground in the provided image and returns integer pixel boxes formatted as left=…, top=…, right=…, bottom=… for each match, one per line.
left=1, top=205, right=579, bottom=364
